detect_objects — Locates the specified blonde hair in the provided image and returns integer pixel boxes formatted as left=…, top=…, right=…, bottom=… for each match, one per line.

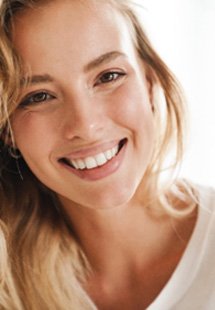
left=0, top=0, right=197, bottom=308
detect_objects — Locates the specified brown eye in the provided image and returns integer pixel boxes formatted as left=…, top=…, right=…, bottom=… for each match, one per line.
left=32, top=92, right=49, bottom=102
left=19, top=91, right=55, bottom=107
left=95, top=71, right=126, bottom=86
left=100, top=72, right=119, bottom=83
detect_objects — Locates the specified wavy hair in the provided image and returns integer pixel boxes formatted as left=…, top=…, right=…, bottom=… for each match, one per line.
left=0, top=0, right=197, bottom=308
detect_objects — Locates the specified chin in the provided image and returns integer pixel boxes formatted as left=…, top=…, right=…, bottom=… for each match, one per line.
left=81, top=183, right=138, bottom=211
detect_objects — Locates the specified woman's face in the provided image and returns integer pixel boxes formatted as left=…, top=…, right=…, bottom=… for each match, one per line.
left=11, top=0, right=155, bottom=210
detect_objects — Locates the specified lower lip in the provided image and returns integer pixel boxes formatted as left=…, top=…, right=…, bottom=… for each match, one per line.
left=60, top=141, right=127, bottom=181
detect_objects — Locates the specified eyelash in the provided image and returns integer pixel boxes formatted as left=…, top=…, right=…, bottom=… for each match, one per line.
left=19, top=70, right=126, bottom=108
left=95, top=70, right=126, bottom=86
left=19, top=91, right=55, bottom=108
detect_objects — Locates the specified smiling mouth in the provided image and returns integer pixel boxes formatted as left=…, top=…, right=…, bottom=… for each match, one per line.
left=59, top=138, right=127, bottom=170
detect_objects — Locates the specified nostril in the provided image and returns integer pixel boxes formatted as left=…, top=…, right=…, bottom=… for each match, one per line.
left=59, top=101, right=105, bottom=140
left=62, top=116, right=104, bottom=141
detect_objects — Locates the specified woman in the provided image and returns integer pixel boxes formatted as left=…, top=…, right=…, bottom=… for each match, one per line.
left=0, top=0, right=214, bottom=309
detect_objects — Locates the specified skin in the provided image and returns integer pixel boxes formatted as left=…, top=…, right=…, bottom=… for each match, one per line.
left=11, top=1, right=197, bottom=308
left=12, top=0, right=155, bottom=210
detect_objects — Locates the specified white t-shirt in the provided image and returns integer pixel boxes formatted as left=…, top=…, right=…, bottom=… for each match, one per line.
left=148, top=185, right=215, bottom=310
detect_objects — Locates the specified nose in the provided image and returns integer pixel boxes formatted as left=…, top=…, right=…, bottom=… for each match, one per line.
left=59, top=93, right=105, bottom=141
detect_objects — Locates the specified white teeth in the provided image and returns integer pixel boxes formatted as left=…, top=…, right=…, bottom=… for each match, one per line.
left=111, top=145, right=118, bottom=157
left=76, top=159, right=86, bottom=170
left=65, top=143, right=122, bottom=170
left=105, top=149, right=112, bottom=160
left=71, top=161, right=79, bottom=169
left=95, top=153, right=107, bottom=166
left=85, top=157, right=97, bottom=169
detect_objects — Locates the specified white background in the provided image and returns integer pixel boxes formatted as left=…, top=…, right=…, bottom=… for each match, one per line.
left=136, top=0, right=215, bottom=187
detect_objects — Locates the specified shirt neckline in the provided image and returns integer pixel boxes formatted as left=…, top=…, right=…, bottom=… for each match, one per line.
left=147, top=185, right=213, bottom=309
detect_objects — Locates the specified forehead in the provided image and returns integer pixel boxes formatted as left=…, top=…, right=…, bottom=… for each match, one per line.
left=12, top=0, right=136, bottom=66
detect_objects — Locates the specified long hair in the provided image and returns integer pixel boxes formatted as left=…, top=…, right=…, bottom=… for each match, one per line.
left=0, top=0, right=197, bottom=308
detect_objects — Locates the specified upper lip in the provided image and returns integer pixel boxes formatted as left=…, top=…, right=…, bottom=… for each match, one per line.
left=58, top=139, right=125, bottom=160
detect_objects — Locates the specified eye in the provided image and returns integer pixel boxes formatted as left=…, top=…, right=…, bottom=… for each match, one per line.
left=19, top=91, right=55, bottom=108
left=95, top=71, right=126, bottom=86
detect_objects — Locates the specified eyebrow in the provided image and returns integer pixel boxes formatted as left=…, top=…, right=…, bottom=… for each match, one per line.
left=84, top=51, right=126, bottom=72
left=21, top=51, right=126, bottom=86
left=21, top=74, right=54, bottom=86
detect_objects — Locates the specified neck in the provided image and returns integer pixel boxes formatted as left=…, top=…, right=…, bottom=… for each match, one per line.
left=60, top=197, right=176, bottom=274
left=59, top=194, right=197, bottom=309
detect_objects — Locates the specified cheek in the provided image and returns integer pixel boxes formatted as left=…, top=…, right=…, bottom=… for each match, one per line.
left=109, top=80, right=154, bottom=134
left=12, top=113, right=56, bottom=158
